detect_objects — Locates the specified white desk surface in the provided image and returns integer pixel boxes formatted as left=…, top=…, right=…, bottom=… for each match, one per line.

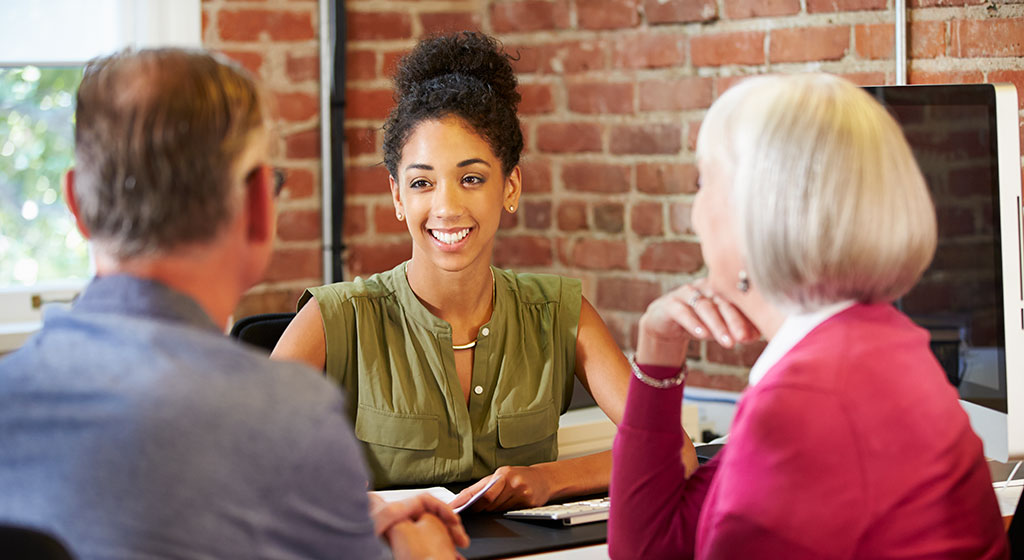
left=515, top=543, right=608, bottom=559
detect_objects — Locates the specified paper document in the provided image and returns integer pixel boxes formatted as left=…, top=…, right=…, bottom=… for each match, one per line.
left=452, top=476, right=499, bottom=513
left=371, top=486, right=457, bottom=504
left=369, top=476, right=499, bottom=514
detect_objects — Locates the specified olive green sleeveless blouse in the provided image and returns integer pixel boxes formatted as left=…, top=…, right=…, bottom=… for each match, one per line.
left=299, top=262, right=581, bottom=489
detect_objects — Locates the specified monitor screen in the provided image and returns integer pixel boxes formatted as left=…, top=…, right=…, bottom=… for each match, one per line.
left=864, top=84, right=1023, bottom=461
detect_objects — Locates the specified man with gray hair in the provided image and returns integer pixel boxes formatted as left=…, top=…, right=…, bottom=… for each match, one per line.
left=0, top=48, right=466, bottom=559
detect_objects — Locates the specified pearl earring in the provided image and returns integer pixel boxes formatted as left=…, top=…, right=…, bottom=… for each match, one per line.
left=396, top=212, right=403, bottom=221
left=508, top=205, right=516, bottom=213
left=737, top=270, right=750, bottom=293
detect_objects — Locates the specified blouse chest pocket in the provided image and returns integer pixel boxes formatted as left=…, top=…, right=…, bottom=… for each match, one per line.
left=496, top=403, right=559, bottom=466
left=354, top=404, right=440, bottom=488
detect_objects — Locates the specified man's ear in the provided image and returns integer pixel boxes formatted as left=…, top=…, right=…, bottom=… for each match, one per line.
left=245, top=167, right=274, bottom=244
left=62, top=168, right=91, bottom=239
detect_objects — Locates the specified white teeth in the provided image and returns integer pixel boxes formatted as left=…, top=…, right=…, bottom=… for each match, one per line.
left=431, top=228, right=470, bottom=245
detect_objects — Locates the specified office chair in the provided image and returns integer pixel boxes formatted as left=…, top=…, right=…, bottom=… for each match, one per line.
left=229, top=312, right=296, bottom=352
left=0, top=524, right=76, bottom=560
left=1011, top=490, right=1024, bottom=559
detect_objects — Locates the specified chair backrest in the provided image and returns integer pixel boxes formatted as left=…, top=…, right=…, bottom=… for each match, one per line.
left=0, top=524, right=76, bottom=560
left=229, top=312, right=296, bottom=353
left=1011, top=489, right=1024, bottom=559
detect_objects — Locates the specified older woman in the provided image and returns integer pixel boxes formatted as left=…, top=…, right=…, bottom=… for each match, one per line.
left=609, top=74, right=1008, bottom=559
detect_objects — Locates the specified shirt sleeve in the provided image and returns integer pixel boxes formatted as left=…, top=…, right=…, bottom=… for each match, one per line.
left=271, top=398, right=387, bottom=559
left=608, top=364, right=716, bottom=560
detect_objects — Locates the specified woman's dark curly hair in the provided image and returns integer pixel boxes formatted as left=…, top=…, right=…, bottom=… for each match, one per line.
left=382, top=32, right=523, bottom=178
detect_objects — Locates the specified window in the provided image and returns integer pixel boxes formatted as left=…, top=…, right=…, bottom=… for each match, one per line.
left=1, top=66, right=87, bottom=287
left=0, top=0, right=200, bottom=352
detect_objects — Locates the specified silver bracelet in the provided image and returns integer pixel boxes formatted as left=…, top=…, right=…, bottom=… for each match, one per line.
left=630, top=357, right=687, bottom=389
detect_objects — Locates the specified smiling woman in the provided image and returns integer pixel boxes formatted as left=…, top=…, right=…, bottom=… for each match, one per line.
left=271, top=31, right=693, bottom=512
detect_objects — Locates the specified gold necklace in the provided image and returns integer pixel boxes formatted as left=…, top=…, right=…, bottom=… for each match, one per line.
left=452, top=268, right=495, bottom=351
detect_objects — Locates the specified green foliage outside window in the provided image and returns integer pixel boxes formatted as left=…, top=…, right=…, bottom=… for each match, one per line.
left=0, top=66, right=88, bottom=287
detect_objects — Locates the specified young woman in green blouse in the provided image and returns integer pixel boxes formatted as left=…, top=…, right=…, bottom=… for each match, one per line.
left=272, top=31, right=698, bottom=512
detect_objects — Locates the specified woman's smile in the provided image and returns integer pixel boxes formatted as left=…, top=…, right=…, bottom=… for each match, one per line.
left=429, top=226, right=474, bottom=249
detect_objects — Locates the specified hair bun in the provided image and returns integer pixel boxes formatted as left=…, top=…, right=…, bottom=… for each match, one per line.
left=394, top=31, right=519, bottom=108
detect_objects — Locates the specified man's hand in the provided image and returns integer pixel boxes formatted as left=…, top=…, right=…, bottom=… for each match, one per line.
left=386, top=515, right=466, bottom=560
left=370, top=493, right=469, bottom=549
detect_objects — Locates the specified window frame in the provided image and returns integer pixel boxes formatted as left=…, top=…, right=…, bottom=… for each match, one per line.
left=0, top=0, right=200, bottom=352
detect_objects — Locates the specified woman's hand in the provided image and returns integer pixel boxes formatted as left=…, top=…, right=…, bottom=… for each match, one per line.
left=370, top=493, right=469, bottom=549
left=637, top=279, right=760, bottom=367
left=449, top=465, right=552, bottom=513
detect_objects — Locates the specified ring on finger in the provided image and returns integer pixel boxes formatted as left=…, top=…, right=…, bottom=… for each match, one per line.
left=686, top=291, right=704, bottom=307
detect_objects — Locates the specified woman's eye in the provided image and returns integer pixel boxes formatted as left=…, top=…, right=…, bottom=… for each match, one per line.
left=463, top=175, right=485, bottom=186
left=410, top=179, right=431, bottom=189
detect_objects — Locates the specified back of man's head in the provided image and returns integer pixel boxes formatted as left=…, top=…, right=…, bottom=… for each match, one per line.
left=72, top=48, right=265, bottom=259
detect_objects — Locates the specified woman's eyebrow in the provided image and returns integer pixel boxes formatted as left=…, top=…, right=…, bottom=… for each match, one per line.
left=457, top=158, right=489, bottom=168
left=405, top=163, right=433, bottom=171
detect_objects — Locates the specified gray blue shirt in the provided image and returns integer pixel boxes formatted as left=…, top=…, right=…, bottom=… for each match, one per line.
left=0, top=275, right=384, bottom=560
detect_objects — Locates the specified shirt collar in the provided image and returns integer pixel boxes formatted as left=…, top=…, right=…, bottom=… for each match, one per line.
left=392, top=261, right=502, bottom=335
left=747, top=300, right=857, bottom=387
left=56, top=274, right=220, bottom=333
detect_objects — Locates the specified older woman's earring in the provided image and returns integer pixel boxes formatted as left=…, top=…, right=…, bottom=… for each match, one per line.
left=396, top=212, right=404, bottom=221
left=737, top=270, right=750, bottom=293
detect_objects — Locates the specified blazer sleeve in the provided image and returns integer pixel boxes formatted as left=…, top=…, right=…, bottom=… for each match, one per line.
left=609, top=368, right=716, bottom=560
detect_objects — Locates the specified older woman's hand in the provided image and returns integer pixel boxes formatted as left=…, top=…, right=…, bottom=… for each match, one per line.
left=637, top=279, right=760, bottom=367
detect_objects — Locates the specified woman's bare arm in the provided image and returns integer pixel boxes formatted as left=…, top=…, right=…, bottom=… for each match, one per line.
left=271, top=297, right=328, bottom=371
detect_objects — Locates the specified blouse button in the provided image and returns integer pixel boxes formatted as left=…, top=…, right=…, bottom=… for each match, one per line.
left=474, top=385, right=484, bottom=395
left=481, top=327, right=490, bottom=336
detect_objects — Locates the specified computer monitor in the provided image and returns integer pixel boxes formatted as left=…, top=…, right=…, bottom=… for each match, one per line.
left=863, top=83, right=1023, bottom=461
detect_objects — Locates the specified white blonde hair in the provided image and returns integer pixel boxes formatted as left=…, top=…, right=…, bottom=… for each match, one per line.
left=696, top=74, right=937, bottom=311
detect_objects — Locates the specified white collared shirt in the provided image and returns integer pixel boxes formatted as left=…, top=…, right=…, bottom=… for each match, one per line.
left=746, top=300, right=857, bottom=387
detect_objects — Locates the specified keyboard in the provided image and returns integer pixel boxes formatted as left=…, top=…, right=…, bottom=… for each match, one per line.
left=503, top=497, right=610, bottom=526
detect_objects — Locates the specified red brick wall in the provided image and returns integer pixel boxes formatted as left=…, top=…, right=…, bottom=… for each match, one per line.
left=202, top=0, right=323, bottom=320
left=210, top=0, right=1024, bottom=390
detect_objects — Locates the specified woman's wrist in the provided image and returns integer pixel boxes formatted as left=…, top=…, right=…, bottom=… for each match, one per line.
left=631, top=359, right=686, bottom=384
left=635, top=329, right=689, bottom=368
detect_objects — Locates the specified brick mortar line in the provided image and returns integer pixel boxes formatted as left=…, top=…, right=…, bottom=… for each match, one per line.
left=345, top=1, right=482, bottom=11
left=910, top=5, right=1024, bottom=20
left=485, top=10, right=896, bottom=40
left=206, top=41, right=321, bottom=50
left=909, top=58, right=1024, bottom=72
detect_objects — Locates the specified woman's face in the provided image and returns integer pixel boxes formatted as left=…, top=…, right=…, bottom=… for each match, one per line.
left=390, top=116, right=521, bottom=273
left=693, top=155, right=745, bottom=299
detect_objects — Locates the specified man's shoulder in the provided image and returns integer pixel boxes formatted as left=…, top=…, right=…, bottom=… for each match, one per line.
left=3, top=310, right=346, bottom=425
left=160, top=330, right=347, bottom=420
